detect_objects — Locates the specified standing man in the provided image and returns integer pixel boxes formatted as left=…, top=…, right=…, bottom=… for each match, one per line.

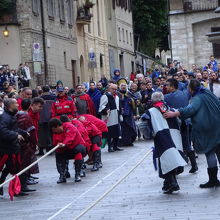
left=38, top=86, right=56, bottom=155
left=118, top=82, right=137, bottom=146
left=72, top=85, right=96, bottom=116
left=52, top=87, right=77, bottom=119
left=99, top=83, right=123, bottom=152
left=165, top=78, right=198, bottom=173
left=164, top=79, right=220, bottom=188
left=28, top=97, right=44, bottom=183
left=87, top=82, right=102, bottom=117
left=0, top=99, right=26, bottom=195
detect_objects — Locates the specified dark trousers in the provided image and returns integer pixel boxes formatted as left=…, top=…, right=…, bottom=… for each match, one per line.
left=55, top=145, right=86, bottom=176
left=38, top=123, right=52, bottom=150
left=206, top=148, right=218, bottom=168
left=107, top=137, right=119, bottom=150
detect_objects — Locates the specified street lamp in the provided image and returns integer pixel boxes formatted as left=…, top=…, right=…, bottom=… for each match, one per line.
left=3, top=26, right=9, bottom=37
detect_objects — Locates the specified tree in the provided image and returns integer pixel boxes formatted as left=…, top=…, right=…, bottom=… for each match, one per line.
left=0, top=0, right=14, bottom=14
left=133, top=0, right=169, bottom=57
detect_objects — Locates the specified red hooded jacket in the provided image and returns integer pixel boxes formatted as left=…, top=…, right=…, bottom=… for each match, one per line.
left=51, top=95, right=77, bottom=119
left=53, top=122, right=85, bottom=153
left=79, top=114, right=108, bottom=133
left=79, top=120, right=102, bottom=139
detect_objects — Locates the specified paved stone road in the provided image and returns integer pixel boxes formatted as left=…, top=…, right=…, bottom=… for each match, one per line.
left=0, top=140, right=220, bottom=220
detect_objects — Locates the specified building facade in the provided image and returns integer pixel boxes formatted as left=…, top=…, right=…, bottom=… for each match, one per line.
left=0, top=0, right=78, bottom=87
left=106, top=0, right=135, bottom=78
left=76, top=0, right=109, bottom=83
left=169, top=0, right=220, bottom=69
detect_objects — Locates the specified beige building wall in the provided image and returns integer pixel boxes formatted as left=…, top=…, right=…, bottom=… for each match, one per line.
left=0, top=26, right=21, bottom=69
left=77, top=0, right=109, bottom=84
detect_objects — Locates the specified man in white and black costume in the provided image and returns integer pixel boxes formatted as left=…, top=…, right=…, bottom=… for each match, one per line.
left=147, top=92, right=186, bottom=194
left=99, top=83, right=123, bottom=152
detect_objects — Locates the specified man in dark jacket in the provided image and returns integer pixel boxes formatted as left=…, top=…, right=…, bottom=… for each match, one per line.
left=38, top=85, right=56, bottom=155
left=0, top=98, right=26, bottom=195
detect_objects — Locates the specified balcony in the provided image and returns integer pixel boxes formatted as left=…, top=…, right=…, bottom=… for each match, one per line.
left=76, top=6, right=93, bottom=25
left=169, top=0, right=219, bottom=13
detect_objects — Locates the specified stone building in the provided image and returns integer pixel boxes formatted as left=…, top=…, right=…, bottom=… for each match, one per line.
left=105, top=0, right=135, bottom=78
left=76, top=0, right=109, bottom=83
left=169, top=0, right=220, bottom=69
left=0, top=0, right=78, bottom=87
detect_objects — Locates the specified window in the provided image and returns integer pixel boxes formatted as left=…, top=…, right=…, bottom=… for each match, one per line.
left=212, top=27, right=220, bottom=58
left=122, top=28, right=125, bottom=42
left=32, top=0, right=40, bottom=15
left=130, top=32, right=133, bottom=46
left=67, top=0, right=73, bottom=25
left=118, top=28, right=121, bottom=41
left=48, top=0, right=55, bottom=19
left=126, top=30, right=128, bottom=44
left=58, top=0, right=65, bottom=22
left=64, top=52, right=67, bottom=68
left=97, top=0, right=101, bottom=36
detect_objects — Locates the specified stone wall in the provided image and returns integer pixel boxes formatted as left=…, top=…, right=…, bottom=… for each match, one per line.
left=170, top=10, right=220, bottom=69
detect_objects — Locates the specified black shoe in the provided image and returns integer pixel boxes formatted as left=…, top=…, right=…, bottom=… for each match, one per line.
left=82, top=163, right=86, bottom=169
left=22, top=186, right=36, bottom=192
left=200, top=167, right=220, bottom=188
left=80, top=170, right=86, bottom=177
left=176, top=167, right=184, bottom=175
left=27, top=179, right=38, bottom=185
left=15, top=192, right=29, bottom=197
left=113, top=147, right=124, bottom=151
left=37, top=148, right=44, bottom=156
left=189, top=165, right=198, bottom=173
left=65, top=172, right=71, bottom=178
left=57, top=176, right=66, bottom=184
left=0, top=187, right=3, bottom=196
left=30, top=175, right=39, bottom=180
left=162, top=179, right=170, bottom=191
left=91, top=163, right=99, bottom=171
left=108, top=148, right=115, bottom=152
left=75, top=174, right=81, bottom=182
left=98, top=162, right=103, bottom=168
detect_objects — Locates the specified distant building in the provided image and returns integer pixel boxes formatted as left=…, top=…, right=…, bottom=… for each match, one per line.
left=76, top=0, right=110, bottom=83
left=0, top=0, right=78, bottom=87
left=105, top=0, right=135, bottom=78
left=169, top=0, right=220, bottom=69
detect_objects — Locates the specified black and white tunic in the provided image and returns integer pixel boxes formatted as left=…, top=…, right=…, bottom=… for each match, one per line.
left=99, top=93, right=121, bottom=138
left=149, top=107, right=186, bottom=175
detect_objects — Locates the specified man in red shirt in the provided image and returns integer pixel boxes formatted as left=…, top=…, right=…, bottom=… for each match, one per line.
left=51, top=87, right=77, bottom=119
left=49, top=118, right=87, bottom=183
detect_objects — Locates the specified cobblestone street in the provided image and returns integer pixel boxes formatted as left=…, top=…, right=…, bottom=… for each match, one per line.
left=0, top=140, right=220, bottom=220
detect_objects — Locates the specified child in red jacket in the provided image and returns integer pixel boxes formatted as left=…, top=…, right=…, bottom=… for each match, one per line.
left=49, top=118, right=86, bottom=183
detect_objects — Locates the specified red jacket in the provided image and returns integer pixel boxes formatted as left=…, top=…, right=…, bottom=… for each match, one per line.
left=79, top=114, right=108, bottom=133
left=71, top=120, right=91, bottom=152
left=53, top=122, right=85, bottom=152
left=17, top=98, right=23, bottom=111
left=28, top=108, right=40, bottom=141
left=51, top=95, right=77, bottom=119
left=79, top=120, right=102, bottom=139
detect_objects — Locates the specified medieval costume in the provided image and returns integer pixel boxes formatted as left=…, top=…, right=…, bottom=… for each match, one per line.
left=87, top=88, right=102, bottom=116
left=99, top=93, right=122, bottom=152
left=148, top=100, right=186, bottom=194
left=72, top=92, right=96, bottom=116
left=118, top=90, right=137, bottom=146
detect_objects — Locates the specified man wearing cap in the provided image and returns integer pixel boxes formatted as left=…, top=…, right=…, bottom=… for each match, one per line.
left=51, top=87, right=77, bottom=119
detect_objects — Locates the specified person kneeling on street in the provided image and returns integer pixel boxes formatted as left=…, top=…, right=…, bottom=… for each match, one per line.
left=49, top=118, right=86, bottom=183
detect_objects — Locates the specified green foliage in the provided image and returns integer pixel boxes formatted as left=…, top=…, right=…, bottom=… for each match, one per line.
left=0, top=0, right=13, bottom=13
left=133, top=0, right=169, bottom=57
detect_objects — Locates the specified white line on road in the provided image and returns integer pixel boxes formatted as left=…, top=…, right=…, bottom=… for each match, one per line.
left=47, top=148, right=149, bottom=220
